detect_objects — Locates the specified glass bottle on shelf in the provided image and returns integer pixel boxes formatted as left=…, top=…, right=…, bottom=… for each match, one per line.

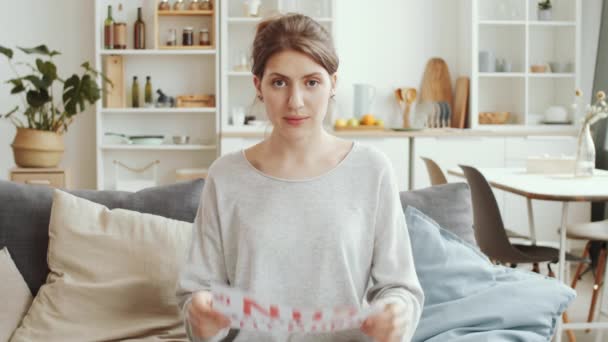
left=144, top=76, right=153, bottom=107
left=158, top=0, right=170, bottom=11
left=113, top=3, right=127, bottom=49
left=103, top=5, right=114, bottom=49
left=134, top=7, right=145, bottom=49
left=131, top=76, right=140, bottom=108
left=173, top=0, right=185, bottom=11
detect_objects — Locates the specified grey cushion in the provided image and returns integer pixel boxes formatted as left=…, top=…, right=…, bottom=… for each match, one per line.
left=400, top=182, right=476, bottom=246
left=0, top=180, right=204, bottom=295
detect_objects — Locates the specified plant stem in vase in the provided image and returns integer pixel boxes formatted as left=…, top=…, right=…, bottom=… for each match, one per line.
left=575, top=123, right=595, bottom=177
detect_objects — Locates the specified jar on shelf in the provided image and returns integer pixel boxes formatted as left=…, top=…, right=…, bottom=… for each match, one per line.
left=158, top=0, right=170, bottom=11
left=188, top=0, right=200, bottom=10
left=183, top=27, right=194, bottom=46
left=199, top=28, right=210, bottom=46
left=173, top=0, right=185, bottom=11
left=166, top=28, right=177, bottom=46
left=200, top=0, right=212, bottom=10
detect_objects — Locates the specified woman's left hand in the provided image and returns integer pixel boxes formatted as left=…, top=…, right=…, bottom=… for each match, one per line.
left=360, top=299, right=407, bottom=342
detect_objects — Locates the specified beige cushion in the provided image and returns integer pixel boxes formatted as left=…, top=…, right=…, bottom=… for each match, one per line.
left=0, top=248, right=33, bottom=341
left=10, top=190, right=192, bottom=342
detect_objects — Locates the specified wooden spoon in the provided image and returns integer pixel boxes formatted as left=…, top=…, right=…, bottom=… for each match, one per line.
left=402, top=88, right=417, bottom=128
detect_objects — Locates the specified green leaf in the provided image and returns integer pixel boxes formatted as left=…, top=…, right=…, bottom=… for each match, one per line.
left=36, top=58, right=58, bottom=85
left=7, top=78, right=25, bottom=94
left=23, top=75, right=47, bottom=90
left=18, top=45, right=60, bottom=57
left=0, top=45, right=13, bottom=59
left=3, top=105, right=19, bottom=118
left=63, top=74, right=101, bottom=115
left=26, top=88, right=50, bottom=108
left=63, top=75, right=81, bottom=114
left=15, top=62, right=38, bottom=73
left=81, top=61, right=113, bottom=87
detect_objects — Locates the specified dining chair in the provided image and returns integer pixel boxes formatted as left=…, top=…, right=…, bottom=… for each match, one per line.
left=421, top=156, right=448, bottom=186
left=421, top=157, right=529, bottom=240
left=459, top=164, right=587, bottom=342
left=568, top=221, right=608, bottom=328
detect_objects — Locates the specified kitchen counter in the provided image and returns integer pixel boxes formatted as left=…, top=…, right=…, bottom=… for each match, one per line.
left=221, top=127, right=578, bottom=138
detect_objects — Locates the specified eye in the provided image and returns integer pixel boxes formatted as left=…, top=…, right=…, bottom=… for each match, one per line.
left=272, top=79, right=286, bottom=88
left=306, top=79, right=320, bottom=87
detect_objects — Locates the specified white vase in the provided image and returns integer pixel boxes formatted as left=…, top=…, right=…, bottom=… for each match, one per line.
left=574, top=124, right=596, bottom=177
left=538, top=8, right=552, bottom=21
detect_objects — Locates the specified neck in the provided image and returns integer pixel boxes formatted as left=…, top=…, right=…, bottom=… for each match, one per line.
left=266, top=127, right=333, bottom=163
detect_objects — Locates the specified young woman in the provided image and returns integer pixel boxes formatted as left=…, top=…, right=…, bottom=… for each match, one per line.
left=177, top=13, right=423, bottom=342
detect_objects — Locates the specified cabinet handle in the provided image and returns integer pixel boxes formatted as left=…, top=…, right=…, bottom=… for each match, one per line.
left=25, top=179, right=51, bottom=185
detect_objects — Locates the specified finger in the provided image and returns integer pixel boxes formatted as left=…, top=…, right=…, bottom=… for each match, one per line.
left=211, top=310, right=231, bottom=326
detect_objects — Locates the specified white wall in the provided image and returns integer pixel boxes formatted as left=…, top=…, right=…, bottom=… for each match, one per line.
left=334, top=0, right=464, bottom=127
left=0, top=0, right=96, bottom=188
left=0, top=0, right=602, bottom=189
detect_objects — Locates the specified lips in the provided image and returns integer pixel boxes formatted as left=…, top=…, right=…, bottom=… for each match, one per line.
left=283, top=116, right=309, bottom=125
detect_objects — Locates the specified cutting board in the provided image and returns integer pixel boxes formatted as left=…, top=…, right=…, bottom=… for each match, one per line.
left=103, top=55, right=125, bottom=108
left=452, top=77, right=469, bottom=128
left=419, top=58, right=454, bottom=114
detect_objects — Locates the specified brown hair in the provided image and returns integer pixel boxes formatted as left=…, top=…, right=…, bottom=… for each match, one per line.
left=251, top=13, right=339, bottom=79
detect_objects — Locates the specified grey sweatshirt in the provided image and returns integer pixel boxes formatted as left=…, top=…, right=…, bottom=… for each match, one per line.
left=176, top=142, right=424, bottom=342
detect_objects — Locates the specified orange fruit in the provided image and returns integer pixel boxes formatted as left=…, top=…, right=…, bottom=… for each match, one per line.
left=361, top=114, right=375, bottom=126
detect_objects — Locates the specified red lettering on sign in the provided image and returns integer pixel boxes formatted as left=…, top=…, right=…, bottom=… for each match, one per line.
left=243, top=298, right=280, bottom=318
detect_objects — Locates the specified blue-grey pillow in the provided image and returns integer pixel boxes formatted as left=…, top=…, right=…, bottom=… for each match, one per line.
left=0, top=180, right=204, bottom=296
left=400, top=183, right=476, bottom=246
left=405, top=206, right=575, bottom=342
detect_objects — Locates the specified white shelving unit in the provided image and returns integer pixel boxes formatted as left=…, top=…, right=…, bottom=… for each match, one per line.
left=471, top=0, right=581, bottom=129
left=94, top=0, right=220, bottom=190
left=219, top=0, right=336, bottom=147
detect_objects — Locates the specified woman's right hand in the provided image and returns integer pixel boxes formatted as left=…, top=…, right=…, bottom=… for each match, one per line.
left=188, top=290, right=231, bottom=338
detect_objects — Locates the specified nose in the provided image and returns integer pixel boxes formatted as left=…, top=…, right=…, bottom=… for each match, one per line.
left=287, top=85, right=304, bottom=111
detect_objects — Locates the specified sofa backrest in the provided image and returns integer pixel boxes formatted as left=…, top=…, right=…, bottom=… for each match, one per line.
left=400, top=182, right=476, bottom=246
left=0, top=180, right=204, bottom=295
left=0, top=179, right=474, bottom=296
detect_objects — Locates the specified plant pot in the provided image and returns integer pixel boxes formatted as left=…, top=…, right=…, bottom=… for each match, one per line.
left=538, top=8, right=552, bottom=21
left=11, top=128, right=65, bottom=168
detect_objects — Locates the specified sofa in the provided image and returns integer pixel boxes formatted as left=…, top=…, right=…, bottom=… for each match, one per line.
left=0, top=179, right=574, bottom=342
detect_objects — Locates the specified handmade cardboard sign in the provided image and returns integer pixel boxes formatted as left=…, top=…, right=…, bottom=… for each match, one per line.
left=209, top=283, right=382, bottom=333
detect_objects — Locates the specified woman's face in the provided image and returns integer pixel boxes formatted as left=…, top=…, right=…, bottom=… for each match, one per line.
left=254, top=49, right=336, bottom=139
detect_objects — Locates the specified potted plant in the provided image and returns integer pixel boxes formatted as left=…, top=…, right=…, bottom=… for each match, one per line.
left=0, top=45, right=111, bottom=168
left=538, top=0, right=552, bottom=21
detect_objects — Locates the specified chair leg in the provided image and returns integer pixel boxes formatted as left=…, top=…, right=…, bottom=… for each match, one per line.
left=587, top=247, right=607, bottom=330
left=549, top=264, right=577, bottom=342
left=571, top=241, right=592, bottom=289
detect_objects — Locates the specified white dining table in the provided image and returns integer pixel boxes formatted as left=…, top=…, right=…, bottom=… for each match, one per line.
left=448, top=167, right=608, bottom=341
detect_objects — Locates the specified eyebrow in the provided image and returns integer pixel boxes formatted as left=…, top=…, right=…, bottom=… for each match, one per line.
left=266, top=72, right=323, bottom=79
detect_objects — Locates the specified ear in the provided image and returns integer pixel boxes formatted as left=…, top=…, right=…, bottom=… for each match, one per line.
left=253, top=75, right=263, bottom=97
left=330, top=73, right=338, bottom=95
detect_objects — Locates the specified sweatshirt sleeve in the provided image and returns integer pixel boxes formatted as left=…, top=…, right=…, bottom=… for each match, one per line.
left=365, top=162, right=425, bottom=342
left=176, top=175, right=234, bottom=342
